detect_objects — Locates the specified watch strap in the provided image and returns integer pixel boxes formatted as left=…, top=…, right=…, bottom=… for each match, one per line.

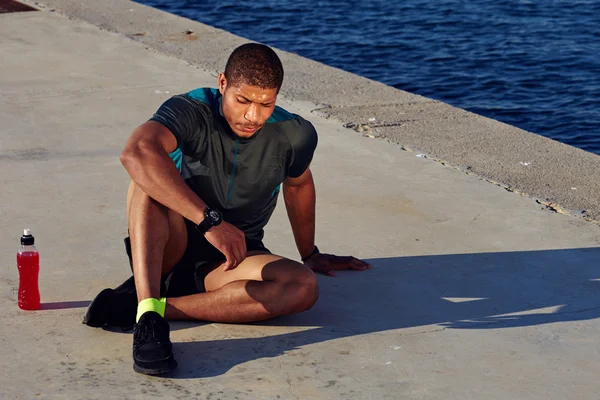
left=195, top=218, right=213, bottom=235
left=195, top=207, right=222, bottom=235
left=301, top=246, right=320, bottom=263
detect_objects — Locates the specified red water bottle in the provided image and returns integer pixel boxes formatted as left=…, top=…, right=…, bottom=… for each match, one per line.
left=17, top=229, right=40, bottom=310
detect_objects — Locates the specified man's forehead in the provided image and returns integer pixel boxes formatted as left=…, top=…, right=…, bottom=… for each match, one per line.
left=231, top=82, right=278, bottom=101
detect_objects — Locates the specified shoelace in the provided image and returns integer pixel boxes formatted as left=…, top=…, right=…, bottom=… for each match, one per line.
left=134, top=317, right=169, bottom=346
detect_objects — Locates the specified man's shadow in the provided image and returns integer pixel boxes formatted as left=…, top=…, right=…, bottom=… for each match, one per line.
left=165, top=246, right=600, bottom=379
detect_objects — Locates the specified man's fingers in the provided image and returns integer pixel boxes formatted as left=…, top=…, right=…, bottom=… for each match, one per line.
left=326, top=256, right=371, bottom=271
left=223, top=238, right=248, bottom=271
left=231, top=247, right=242, bottom=267
left=338, top=256, right=370, bottom=268
left=223, top=259, right=235, bottom=271
left=351, top=258, right=371, bottom=269
left=230, top=233, right=246, bottom=267
left=222, top=247, right=237, bottom=271
left=239, top=240, right=247, bottom=263
left=308, top=263, right=335, bottom=277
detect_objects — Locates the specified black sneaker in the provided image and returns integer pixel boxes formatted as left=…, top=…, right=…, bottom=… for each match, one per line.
left=132, top=311, right=177, bottom=375
left=82, top=276, right=138, bottom=330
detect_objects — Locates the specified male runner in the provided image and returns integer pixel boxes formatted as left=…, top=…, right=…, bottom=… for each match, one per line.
left=83, top=43, right=370, bottom=375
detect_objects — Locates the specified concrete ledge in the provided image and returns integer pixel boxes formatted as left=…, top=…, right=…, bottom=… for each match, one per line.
left=21, top=0, right=600, bottom=223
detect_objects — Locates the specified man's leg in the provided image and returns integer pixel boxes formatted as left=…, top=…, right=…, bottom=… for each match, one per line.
left=126, top=181, right=187, bottom=301
left=82, top=182, right=187, bottom=330
left=126, top=181, right=187, bottom=375
left=165, top=253, right=319, bottom=323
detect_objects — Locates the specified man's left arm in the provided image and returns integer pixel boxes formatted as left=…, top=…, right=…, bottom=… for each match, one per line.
left=283, top=167, right=371, bottom=277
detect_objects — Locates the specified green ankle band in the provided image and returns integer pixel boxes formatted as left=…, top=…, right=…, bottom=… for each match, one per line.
left=136, top=297, right=166, bottom=323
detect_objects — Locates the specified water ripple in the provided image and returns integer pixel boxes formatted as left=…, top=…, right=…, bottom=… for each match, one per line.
left=137, top=0, right=600, bottom=154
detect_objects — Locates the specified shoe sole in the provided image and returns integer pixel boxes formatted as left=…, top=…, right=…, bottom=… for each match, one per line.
left=133, top=354, right=178, bottom=376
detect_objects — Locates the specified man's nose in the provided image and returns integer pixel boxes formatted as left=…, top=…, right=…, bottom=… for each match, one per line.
left=244, top=104, right=259, bottom=123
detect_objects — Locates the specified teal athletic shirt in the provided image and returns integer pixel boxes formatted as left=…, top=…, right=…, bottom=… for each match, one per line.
left=149, top=88, right=318, bottom=242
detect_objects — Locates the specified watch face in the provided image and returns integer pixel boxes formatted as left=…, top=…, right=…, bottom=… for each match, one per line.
left=208, top=209, right=221, bottom=222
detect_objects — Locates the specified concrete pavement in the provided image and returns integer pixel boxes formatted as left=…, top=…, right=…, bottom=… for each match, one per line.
left=1, top=7, right=600, bottom=400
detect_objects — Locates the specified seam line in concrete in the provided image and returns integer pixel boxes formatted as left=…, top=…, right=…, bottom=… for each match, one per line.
left=0, top=84, right=165, bottom=104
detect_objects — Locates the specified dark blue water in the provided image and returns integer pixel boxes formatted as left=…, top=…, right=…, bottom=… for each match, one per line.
left=138, top=0, right=600, bottom=154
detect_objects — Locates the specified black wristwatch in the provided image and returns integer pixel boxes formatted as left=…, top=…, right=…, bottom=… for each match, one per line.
left=195, top=207, right=223, bottom=235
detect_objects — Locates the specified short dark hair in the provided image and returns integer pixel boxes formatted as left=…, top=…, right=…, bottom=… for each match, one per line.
left=224, top=43, right=284, bottom=91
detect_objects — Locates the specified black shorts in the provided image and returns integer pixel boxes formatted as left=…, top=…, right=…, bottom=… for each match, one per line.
left=124, top=219, right=270, bottom=297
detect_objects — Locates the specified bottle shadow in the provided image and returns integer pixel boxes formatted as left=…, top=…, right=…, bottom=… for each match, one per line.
left=40, top=300, right=91, bottom=310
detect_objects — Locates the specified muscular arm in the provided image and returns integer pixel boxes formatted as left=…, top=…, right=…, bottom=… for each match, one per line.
left=120, top=120, right=207, bottom=225
left=283, top=167, right=317, bottom=260
left=121, top=120, right=246, bottom=269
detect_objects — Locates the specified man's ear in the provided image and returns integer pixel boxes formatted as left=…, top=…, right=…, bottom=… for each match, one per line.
left=217, top=72, right=227, bottom=94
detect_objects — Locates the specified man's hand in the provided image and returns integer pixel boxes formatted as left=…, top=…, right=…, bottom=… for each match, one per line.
left=204, top=221, right=247, bottom=271
left=304, top=252, right=371, bottom=277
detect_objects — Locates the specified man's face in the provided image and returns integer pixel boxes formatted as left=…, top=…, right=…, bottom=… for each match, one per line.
left=218, top=73, right=278, bottom=138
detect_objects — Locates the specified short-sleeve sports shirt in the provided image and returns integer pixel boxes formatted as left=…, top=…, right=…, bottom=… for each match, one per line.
left=149, top=88, right=318, bottom=241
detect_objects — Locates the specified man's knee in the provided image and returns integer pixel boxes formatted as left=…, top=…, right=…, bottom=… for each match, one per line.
left=281, top=267, right=319, bottom=315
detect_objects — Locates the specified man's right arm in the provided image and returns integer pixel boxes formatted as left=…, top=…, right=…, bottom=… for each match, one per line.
left=120, top=120, right=247, bottom=270
left=120, top=120, right=208, bottom=225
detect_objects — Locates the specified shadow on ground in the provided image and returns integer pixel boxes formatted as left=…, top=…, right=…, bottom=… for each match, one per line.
left=40, top=300, right=91, bottom=310
left=163, top=247, right=600, bottom=378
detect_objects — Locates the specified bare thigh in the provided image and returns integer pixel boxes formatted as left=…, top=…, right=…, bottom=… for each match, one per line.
left=203, top=252, right=311, bottom=292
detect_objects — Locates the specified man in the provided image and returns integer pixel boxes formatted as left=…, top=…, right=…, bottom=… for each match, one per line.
left=83, top=43, right=370, bottom=376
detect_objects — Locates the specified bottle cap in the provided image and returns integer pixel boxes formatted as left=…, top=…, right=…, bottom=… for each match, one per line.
left=21, top=229, right=34, bottom=245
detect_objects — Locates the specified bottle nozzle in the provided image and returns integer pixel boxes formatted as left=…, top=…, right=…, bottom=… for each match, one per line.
left=20, top=229, right=34, bottom=245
